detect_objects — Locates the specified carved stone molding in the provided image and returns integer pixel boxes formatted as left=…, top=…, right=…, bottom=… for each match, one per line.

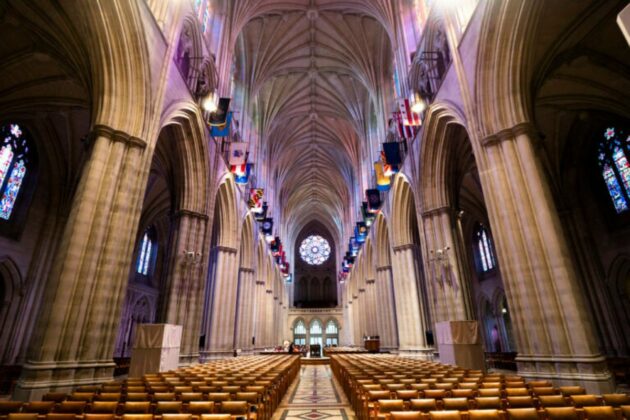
left=359, top=288, right=365, bottom=293
left=376, top=265, right=391, bottom=272
left=255, top=280, right=265, bottom=285
left=92, top=124, right=146, bottom=149
left=421, top=205, right=451, bottom=218
left=239, top=267, right=255, bottom=274
left=366, top=279, right=376, bottom=284
left=173, top=209, right=210, bottom=221
left=481, top=122, right=537, bottom=148
left=393, top=243, right=418, bottom=252
left=216, top=246, right=238, bottom=254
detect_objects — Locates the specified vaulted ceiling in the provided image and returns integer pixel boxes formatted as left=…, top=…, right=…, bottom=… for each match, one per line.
left=230, top=0, right=396, bottom=250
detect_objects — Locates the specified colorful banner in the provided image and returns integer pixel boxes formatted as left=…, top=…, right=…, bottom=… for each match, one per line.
left=207, top=97, right=231, bottom=126
left=229, top=142, right=248, bottom=166
left=374, top=161, right=391, bottom=191
left=210, top=111, right=232, bottom=137
left=248, top=188, right=264, bottom=213
left=234, top=163, right=252, bottom=185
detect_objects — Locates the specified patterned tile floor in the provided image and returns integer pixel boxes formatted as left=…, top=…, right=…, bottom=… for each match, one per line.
left=272, top=365, right=355, bottom=420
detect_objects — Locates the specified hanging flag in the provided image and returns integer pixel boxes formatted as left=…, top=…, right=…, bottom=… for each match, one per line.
left=255, top=202, right=268, bottom=222
left=282, top=262, right=290, bottom=275
left=248, top=188, right=264, bottom=213
left=398, top=98, right=422, bottom=126
left=394, top=111, right=416, bottom=139
left=355, top=222, right=367, bottom=243
left=362, top=202, right=376, bottom=227
left=234, top=163, right=252, bottom=185
left=374, top=161, right=391, bottom=191
left=272, top=243, right=283, bottom=258
left=366, top=189, right=381, bottom=212
left=270, top=237, right=281, bottom=253
left=383, top=142, right=402, bottom=166
left=210, top=111, right=233, bottom=137
left=261, top=218, right=273, bottom=236
left=380, top=150, right=399, bottom=177
left=207, top=97, right=231, bottom=126
left=231, top=163, right=246, bottom=177
left=229, top=142, right=248, bottom=166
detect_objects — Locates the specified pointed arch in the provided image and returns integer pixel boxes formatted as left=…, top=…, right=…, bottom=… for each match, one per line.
left=211, top=177, right=239, bottom=249
left=390, top=174, right=421, bottom=248
left=373, top=213, right=392, bottom=268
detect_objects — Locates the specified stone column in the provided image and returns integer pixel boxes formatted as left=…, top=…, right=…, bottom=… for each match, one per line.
left=253, top=280, right=266, bottom=349
left=358, top=288, right=367, bottom=336
left=204, top=245, right=239, bottom=358
left=422, top=207, right=471, bottom=322
left=365, top=279, right=378, bottom=336
left=390, top=244, right=430, bottom=353
left=479, top=123, right=613, bottom=392
left=15, top=126, right=147, bottom=399
left=163, top=210, right=209, bottom=365
left=235, top=267, right=255, bottom=353
left=375, top=266, right=399, bottom=350
left=263, top=289, right=274, bottom=347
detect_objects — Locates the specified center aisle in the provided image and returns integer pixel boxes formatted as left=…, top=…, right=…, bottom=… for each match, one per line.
left=272, top=364, right=355, bottom=420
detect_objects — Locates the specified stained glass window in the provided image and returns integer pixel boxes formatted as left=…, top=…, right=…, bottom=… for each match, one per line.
left=598, top=127, right=630, bottom=213
left=325, top=320, right=339, bottom=346
left=474, top=223, right=495, bottom=273
left=136, top=230, right=155, bottom=275
left=0, top=124, right=31, bottom=220
left=299, top=235, right=331, bottom=265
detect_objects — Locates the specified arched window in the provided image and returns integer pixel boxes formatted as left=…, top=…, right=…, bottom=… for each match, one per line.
left=474, top=223, right=496, bottom=273
left=293, top=320, right=306, bottom=345
left=309, top=319, right=323, bottom=346
left=136, top=228, right=156, bottom=276
left=325, top=319, right=339, bottom=346
left=0, top=124, right=31, bottom=220
left=598, top=127, right=630, bottom=213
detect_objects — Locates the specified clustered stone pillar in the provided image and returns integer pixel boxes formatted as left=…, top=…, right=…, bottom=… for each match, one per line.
left=375, top=266, right=399, bottom=350
left=253, top=280, right=266, bottom=349
left=15, top=126, right=148, bottom=400
left=479, top=123, right=613, bottom=392
left=421, top=207, right=471, bottom=322
left=204, top=245, right=239, bottom=358
left=390, top=244, right=429, bottom=353
left=163, top=210, right=209, bottom=364
left=235, top=267, right=256, bottom=353
left=365, top=279, right=378, bottom=336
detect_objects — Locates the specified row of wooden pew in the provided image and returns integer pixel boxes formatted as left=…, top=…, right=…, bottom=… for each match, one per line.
left=330, top=354, right=630, bottom=420
left=1, top=355, right=300, bottom=420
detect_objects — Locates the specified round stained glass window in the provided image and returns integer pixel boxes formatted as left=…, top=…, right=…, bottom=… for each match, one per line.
left=299, top=235, right=331, bottom=265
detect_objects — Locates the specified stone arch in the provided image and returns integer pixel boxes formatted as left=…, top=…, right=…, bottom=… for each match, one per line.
left=211, top=177, right=239, bottom=250
left=374, top=213, right=392, bottom=268
left=390, top=174, right=421, bottom=248
left=159, top=103, right=212, bottom=214
left=175, top=17, right=205, bottom=92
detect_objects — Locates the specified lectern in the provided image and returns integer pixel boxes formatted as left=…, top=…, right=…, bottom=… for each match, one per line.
left=129, top=324, right=182, bottom=376
left=435, top=321, right=484, bottom=370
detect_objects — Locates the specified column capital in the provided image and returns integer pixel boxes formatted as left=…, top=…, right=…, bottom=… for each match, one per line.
left=352, top=295, right=358, bottom=299
left=216, top=246, right=238, bottom=254
left=481, top=122, right=537, bottom=148
left=393, top=243, right=419, bottom=253
left=173, top=209, right=209, bottom=221
left=266, top=289, right=273, bottom=294
left=92, top=124, right=147, bottom=149
left=359, top=288, right=366, bottom=293
left=255, top=280, right=265, bottom=285
left=422, top=205, right=452, bottom=218
left=239, top=267, right=255, bottom=274
left=376, top=265, right=391, bottom=272
left=366, top=279, right=376, bottom=284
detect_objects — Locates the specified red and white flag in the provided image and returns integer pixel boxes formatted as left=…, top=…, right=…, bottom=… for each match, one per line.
left=398, top=98, right=422, bottom=126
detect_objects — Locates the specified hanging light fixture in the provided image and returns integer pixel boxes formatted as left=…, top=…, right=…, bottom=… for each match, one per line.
left=410, top=91, right=426, bottom=114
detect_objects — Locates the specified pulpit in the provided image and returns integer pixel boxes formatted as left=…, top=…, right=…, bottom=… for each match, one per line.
left=129, top=324, right=182, bottom=376
left=364, top=337, right=380, bottom=353
left=435, top=321, right=484, bottom=370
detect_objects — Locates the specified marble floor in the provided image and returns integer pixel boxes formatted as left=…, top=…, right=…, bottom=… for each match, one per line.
left=272, top=365, right=355, bottom=420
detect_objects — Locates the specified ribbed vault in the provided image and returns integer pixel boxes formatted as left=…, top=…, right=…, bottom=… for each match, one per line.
left=233, top=0, right=394, bottom=254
